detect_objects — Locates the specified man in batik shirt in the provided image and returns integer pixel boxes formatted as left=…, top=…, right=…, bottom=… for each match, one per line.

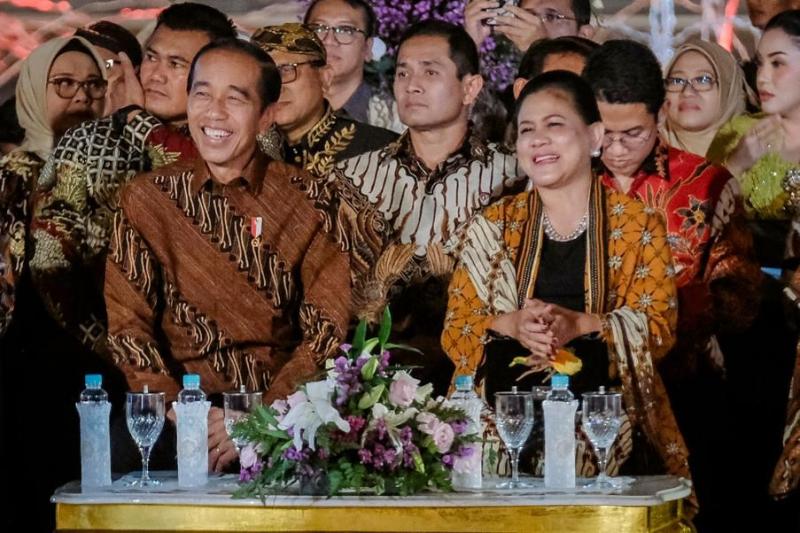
left=251, top=23, right=396, bottom=178
left=584, top=40, right=761, bottom=527
left=27, top=3, right=237, bottom=352
left=312, top=21, right=523, bottom=395
left=105, top=39, right=351, bottom=472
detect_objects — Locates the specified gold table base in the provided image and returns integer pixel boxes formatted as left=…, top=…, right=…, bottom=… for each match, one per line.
left=56, top=500, right=694, bottom=533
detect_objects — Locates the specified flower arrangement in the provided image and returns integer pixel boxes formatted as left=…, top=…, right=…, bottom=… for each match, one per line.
left=231, top=309, right=480, bottom=499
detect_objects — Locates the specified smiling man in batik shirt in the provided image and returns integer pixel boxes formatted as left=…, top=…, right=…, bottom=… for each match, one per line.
left=310, top=21, right=523, bottom=395
left=251, top=23, right=396, bottom=178
left=584, top=40, right=761, bottom=526
left=27, top=3, right=237, bottom=353
left=104, top=38, right=350, bottom=469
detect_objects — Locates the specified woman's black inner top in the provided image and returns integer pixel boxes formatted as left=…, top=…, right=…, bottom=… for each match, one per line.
left=482, top=232, right=615, bottom=404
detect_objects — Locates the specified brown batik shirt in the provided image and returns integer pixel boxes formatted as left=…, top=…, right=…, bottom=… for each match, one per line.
left=104, top=151, right=351, bottom=402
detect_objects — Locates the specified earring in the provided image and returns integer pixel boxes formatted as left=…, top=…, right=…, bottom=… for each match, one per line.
left=591, top=148, right=601, bottom=157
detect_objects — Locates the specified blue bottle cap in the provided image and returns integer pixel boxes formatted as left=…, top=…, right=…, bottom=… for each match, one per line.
left=85, top=374, right=102, bottom=388
left=454, top=375, right=474, bottom=391
left=183, top=374, right=200, bottom=389
left=551, top=374, right=569, bottom=389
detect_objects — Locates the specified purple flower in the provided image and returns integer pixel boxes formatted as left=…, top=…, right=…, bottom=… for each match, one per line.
left=455, top=445, right=475, bottom=459
left=284, top=445, right=307, bottom=462
left=442, top=454, right=454, bottom=467
left=375, top=418, right=387, bottom=441
left=239, top=460, right=263, bottom=482
left=399, top=425, right=413, bottom=443
left=239, top=443, right=259, bottom=469
left=358, top=448, right=373, bottom=464
left=450, top=420, right=469, bottom=435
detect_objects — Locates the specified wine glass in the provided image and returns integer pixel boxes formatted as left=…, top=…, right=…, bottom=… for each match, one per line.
left=125, top=388, right=166, bottom=487
left=494, top=388, right=534, bottom=488
left=581, top=387, right=623, bottom=489
left=223, top=387, right=263, bottom=458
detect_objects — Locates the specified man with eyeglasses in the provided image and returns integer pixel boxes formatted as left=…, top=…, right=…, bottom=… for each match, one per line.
left=465, top=0, right=593, bottom=54
left=307, top=20, right=524, bottom=396
left=304, top=0, right=402, bottom=131
left=584, top=39, right=760, bottom=523
left=251, top=24, right=396, bottom=178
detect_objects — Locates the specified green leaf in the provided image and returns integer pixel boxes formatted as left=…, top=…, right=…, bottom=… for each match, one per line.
left=351, top=319, right=367, bottom=354
left=357, top=383, right=385, bottom=409
left=383, top=342, right=422, bottom=354
left=378, top=307, right=392, bottom=347
left=412, top=451, right=425, bottom=474
left=360, top=356, right=379, bottom=380
left=362, top=338, right=380, bottom=355
left=328, top=470, right=344, bottom=495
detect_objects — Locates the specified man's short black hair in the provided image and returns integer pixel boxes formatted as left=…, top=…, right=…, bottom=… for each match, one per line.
left=304, top=0, right=377, bottom=37
left=155, top=2, right=237, bottom=42
left=583, top=39, right=665, bottom=116
left=187, top=38, right=281, bottom=111
left=518, top=36, right=598, bottom=80
left=514, top=70, right=601, bottom=128
left=571, top=0, right=592, bottom=27
left=765, top=9, right=800, bottom=44
left=397, top=20, right=479, bottom=78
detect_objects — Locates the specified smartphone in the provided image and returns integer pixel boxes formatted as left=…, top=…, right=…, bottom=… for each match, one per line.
left=483, top=0, right=519, bottom=26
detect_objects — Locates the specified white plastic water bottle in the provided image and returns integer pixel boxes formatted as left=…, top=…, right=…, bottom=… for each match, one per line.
left=543, top=374, right=577, bottom=489
left=76, top=374, right=112, bottom=490
left=174, top=374, right=210, bottom=487
left=449, top=375, right=483, bottom=489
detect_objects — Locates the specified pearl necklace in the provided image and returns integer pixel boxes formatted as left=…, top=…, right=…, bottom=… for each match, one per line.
left=542, top=211, right=588, bottom=242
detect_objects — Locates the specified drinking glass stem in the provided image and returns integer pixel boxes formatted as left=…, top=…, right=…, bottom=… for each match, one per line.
left=596, top=447, right=609, bottom=484
left=510, top=448, right=520, bottom=487
left=140, top=445, right=152, bottom=482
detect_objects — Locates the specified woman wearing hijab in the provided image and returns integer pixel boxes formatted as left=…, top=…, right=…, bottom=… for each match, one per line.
left=0, top=36, right=106, bottom=334
left=0, top=36, right=111, bottom=533
left=662, top=38, right=755, bottom=159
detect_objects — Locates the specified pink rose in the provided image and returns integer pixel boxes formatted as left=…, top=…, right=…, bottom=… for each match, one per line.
left=239, top=443, right=259, bottom=469
left=416, top=412, right=440, bottom=435
left=432, top=420, right=455, bottom=453
left=389, top=371, right=420, bottom=408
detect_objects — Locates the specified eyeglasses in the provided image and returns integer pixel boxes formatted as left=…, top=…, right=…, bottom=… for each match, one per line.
left=307, top=23, right=367, bottom=45
left=602, top=128, right=654, bottom=149
left=524, top=9, right=577, bottom=25
left=47, top=77, right=107, bottom=99
left=276, top=60, right=322, bottom=84
left=664, top=74, right=717, bottom=93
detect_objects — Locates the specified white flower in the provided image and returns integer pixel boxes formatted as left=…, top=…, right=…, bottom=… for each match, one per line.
left=415, top=383, right=434, bottom=403
left=278, top=379, right=350, bottom=451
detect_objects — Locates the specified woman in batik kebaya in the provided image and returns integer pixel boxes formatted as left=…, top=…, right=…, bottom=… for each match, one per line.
left=442, top=71, right=691, bottom=488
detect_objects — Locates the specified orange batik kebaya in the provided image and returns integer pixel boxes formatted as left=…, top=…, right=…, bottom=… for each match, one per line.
left=442, top=179, right=692, bottom=490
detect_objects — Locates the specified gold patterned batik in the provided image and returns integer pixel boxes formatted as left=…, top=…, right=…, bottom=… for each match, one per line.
left=442, top=181, right=692, bottom=499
